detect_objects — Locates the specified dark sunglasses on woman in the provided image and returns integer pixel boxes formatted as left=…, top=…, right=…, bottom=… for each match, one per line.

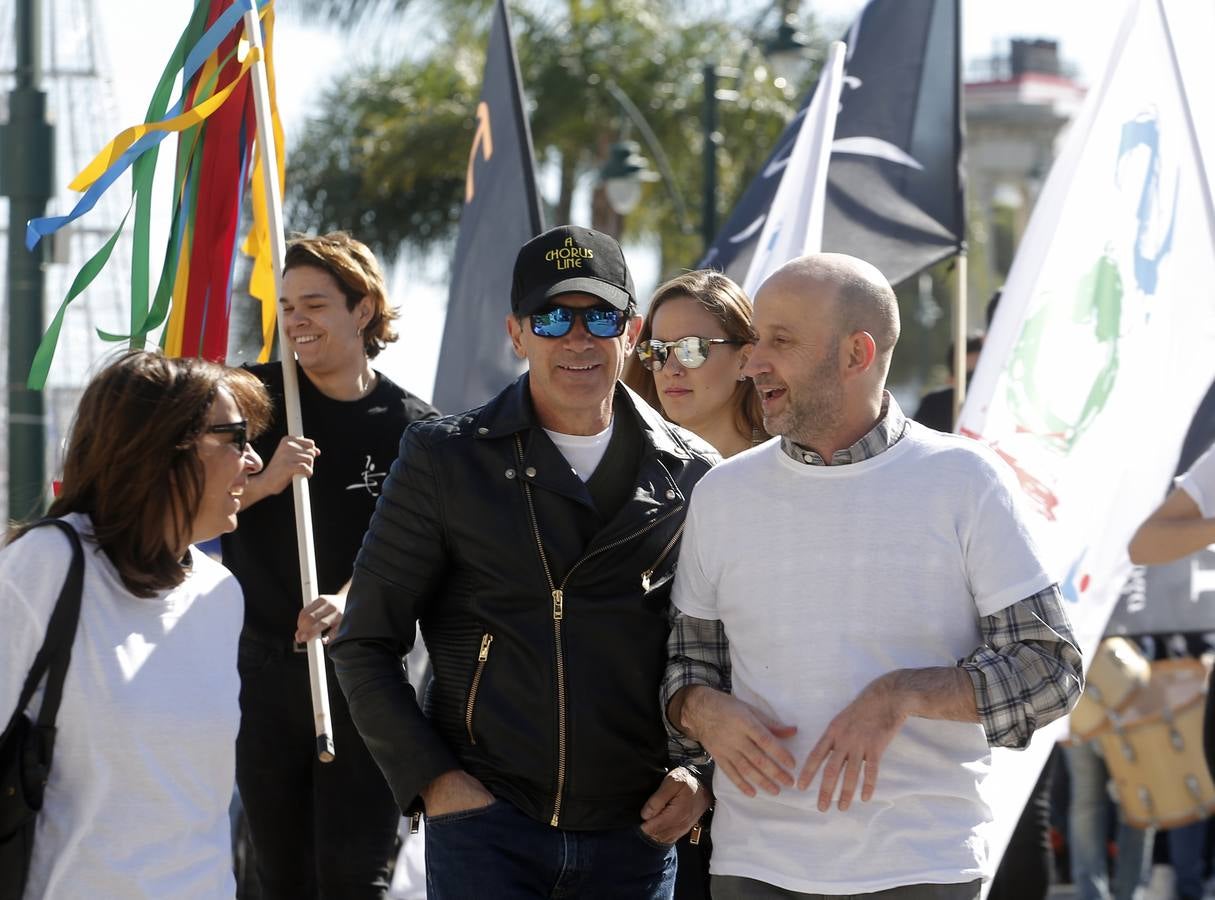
left=530, top=305, right=628, bottom=339
left=636, top=337, right=746, bottom=371
left=207, top=420, right=249, bottom=454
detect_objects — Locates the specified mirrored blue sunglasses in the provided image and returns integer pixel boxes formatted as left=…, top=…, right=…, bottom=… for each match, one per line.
left=530, top=305, right=628, bottom=339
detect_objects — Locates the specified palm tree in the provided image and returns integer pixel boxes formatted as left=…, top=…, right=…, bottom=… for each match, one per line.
left=284, top=0, right=824, bottom=272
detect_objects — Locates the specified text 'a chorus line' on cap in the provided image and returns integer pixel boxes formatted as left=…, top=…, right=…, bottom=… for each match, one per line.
left=511, top=225, right=636, bottom=317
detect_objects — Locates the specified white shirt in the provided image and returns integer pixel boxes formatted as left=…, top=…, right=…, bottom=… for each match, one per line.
left=543, top=419, right=614, bottom=482
left=0, top=513, right=243, bottom=899
left=1177, top=440, right=1215, bottom=517
left=671, top=428, right=1052, bottom=894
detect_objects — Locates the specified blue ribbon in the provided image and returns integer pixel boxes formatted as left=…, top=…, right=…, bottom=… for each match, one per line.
left=25, top=0, right=270, bottom=250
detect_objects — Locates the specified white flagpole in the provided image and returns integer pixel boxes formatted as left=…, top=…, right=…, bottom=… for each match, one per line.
left=951, top=253, right=968, bottom=429
left=242, top=0, right=335, bottom=763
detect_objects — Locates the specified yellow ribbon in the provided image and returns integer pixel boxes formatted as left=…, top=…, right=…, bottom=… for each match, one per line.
left=163, top=222, right=194, bottom=358
left=242, top=6, right=286, bottom=363
left=68, top=48, right=262, bottom=193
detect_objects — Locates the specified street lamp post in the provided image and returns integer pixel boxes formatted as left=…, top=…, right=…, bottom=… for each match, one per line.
left=597, top=80, right=693, bottom=233
left=701, top=62, right=719, bottom=252
left=1, top=0, right=55, bottom=520
left=600, top=141, right=659, bottom=217
left=599, top=0, right=814, bottom=252
left=700, top=0, right=812, bottom=253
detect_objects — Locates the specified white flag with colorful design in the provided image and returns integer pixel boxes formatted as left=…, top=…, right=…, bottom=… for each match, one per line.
left=957, top=0, right=1215, bottom=887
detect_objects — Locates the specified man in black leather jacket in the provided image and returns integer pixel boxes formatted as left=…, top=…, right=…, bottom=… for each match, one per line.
left=331, top=226, right=717, bottom=899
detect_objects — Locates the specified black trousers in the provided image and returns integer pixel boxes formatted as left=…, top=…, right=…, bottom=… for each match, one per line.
left=1205, top=667, right=1215, bottom=783
left=986, top=750, right=1057, bottom=900
left=236, top=640, right=399, bottom=900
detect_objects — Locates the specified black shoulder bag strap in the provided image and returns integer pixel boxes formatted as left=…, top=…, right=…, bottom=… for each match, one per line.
left=2, top=519, right=86, bottom=776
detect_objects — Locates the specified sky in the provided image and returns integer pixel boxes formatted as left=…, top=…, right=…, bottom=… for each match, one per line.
left=95, top=0, right=1128, bottom=403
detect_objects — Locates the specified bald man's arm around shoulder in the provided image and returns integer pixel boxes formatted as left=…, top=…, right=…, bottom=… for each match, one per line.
left=796, top=585, right=1082, bottom=813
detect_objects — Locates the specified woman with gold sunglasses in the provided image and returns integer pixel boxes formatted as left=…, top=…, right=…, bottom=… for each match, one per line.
left=623, top=270, right=767, bottom=460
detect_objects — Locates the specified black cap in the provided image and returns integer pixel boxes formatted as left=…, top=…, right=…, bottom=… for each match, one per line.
left=511, top=225, right=635, bottom=316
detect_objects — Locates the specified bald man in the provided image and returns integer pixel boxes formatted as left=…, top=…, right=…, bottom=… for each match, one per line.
left=661, top=255, right=1083, bottom=899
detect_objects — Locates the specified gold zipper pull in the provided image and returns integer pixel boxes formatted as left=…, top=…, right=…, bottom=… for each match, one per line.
left=641, top=570, right=652, bottom=592
left=478, top=633, right=494, bottom=661
left=552, top=589, right=564, bottom=620
left=689, top=822, right=703, bottom=845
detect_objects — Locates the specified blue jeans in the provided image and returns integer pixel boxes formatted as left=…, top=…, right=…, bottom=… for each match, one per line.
left=424, top=799, right=677, bottom=899
left=1064, top=742, right=1154, bottom=900
left=1167, top=818, right=1208, bottom=900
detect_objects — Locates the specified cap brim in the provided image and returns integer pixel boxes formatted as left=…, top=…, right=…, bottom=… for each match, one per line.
left=519, top=277, right=632, bottom=316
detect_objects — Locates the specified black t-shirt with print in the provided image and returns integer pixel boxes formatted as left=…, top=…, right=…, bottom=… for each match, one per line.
left=221, top=361, right=438, bottom=641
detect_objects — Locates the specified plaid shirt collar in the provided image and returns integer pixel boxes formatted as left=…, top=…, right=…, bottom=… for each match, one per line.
left=780, top=392, right=908, bottom=466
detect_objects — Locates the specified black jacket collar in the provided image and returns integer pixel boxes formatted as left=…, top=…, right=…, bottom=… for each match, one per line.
left=471, top=373, right=692, bottom=462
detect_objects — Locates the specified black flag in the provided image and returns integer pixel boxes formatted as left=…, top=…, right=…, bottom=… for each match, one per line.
left=700, top=0, right=962, bottom=288
left=432, top=0, right=544, bottom=413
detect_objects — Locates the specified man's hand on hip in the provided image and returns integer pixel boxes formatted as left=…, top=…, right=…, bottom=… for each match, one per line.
left=640, top=767, right=712, bottom=844
left=797, top=672, right=906, bottom=812
left=422, top=769, right=495, bottom=818
left=675, top=686, right=797, bottom=797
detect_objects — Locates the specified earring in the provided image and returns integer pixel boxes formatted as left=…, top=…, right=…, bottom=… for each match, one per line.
left=737, top=374, right=747, bottom=382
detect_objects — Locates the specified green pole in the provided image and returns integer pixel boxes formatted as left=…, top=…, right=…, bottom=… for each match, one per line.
left=701, top=62, right=718, bottom=253
left=1, top=0, right=54, bottom=521
left=699, top=64, right=714, bottom=252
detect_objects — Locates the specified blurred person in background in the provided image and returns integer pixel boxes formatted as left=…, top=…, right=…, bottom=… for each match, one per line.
left=1130, top=440, right=1215, bottom=900
left=912, top=291, right=1001, bottom=433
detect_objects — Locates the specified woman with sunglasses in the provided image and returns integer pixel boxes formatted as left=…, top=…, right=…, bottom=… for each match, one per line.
left=1, top=349, right=268, bottom=898
left=621, top=270, right=764, bottom=900
left=623, top=270, right=766, bottom=460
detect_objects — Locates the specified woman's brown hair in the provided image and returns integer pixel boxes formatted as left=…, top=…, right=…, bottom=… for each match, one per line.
left=622, top=270, right=766, bottom=441
left=284, top=231, right=399, bottom=359
left=9, top=350, right=270, bottom=598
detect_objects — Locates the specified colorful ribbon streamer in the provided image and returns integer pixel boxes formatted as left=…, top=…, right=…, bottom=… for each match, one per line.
left=25, top=0, right=284, bottom=388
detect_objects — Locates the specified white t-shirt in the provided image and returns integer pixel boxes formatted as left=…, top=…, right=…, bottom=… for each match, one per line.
left=1177, top=440, right=1215, bottom=517
left=672, top=426, right=1053, bottom=894
left=0, top=513, right=243, bottom=899
left=543, top=419, right=614, bottom=482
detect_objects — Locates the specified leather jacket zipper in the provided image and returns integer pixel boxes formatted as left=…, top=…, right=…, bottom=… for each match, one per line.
left=641, top=522, right=685, bottom=592
left=465, top=633, right=494, bottom=745
left=514, top=435, right=684, bottom=827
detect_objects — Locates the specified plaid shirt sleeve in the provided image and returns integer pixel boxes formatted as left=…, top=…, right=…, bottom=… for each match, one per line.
left=661, top=609, right=731, bottom=766
left=960, top=583, right=1084, bottom=749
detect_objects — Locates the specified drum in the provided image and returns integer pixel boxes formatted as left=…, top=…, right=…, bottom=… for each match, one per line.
left=1070, top=637, right=1151, bottom=740
left=1098, top=658, right=1215, bottom=830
